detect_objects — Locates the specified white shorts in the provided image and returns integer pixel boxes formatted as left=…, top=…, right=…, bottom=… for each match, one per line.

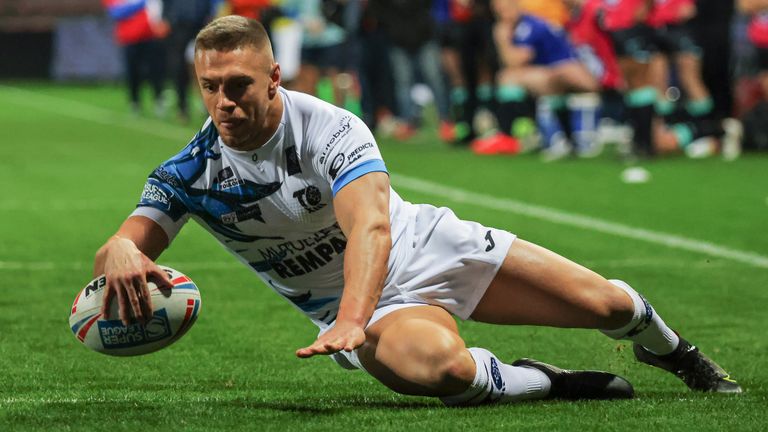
left=328, top=204, right=516, bottom=371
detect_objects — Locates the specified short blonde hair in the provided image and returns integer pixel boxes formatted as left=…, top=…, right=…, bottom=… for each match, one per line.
left=195, top=15, right=272, bottom=55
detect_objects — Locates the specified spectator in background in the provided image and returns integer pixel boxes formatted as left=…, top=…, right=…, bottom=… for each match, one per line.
left=372, top=0, right=454, bottom=142
left=645, top=0, right=735, bottom=158
left=356, top=0, right=399, bottom=133
left=601, top=0, right=657, bottom=158
left=564, top=0, right=625, bottom=156
left=434, top=0, right=499, bottom=143
left=740, top=0, right=768, bottom=99
left=473, top=0, right=599, bottom=158
left=162, top=0, right=216, bottom=122
left=227, top=0, right=285, bottom=36
left=283, top=0, right=348, bottom=107
left=103, top=0, right=167, bottom=116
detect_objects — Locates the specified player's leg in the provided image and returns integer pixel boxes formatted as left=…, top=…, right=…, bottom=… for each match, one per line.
left=610, top=26, right=657, bottom=157
left=471, top=239, right=636, bottom=329
left=471, top=238, right=741, bottom=392
left=551, top=62, right=600, bottom=94
left=355, top=304, right=632, bottom=405
left=123, top=43, right=142, bottom=114
left=547, top=62, right=602, bottom=157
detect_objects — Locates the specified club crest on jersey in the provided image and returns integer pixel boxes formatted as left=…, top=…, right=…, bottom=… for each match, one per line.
left=293, top=186, right=325, bottom=213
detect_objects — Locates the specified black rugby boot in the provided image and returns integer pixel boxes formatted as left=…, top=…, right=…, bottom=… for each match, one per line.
left=633, top=337, right=742, bottom=393
left=512, top=358, right=634, bottom=400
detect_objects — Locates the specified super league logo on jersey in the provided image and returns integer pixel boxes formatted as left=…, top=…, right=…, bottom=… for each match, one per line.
left=328, top=153, right=345, bottom=180
left=141, top=184, right=172, bottom=210
left=293, top=186, right=326, bottom=213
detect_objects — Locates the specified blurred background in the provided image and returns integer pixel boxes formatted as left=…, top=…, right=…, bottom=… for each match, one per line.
left=1, top=0, right=767, bottom=159
left=1, top=4, right=767, bottom=427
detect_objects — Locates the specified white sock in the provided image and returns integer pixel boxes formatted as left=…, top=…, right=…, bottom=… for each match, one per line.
left=601, top=279, right=680, bottom=355
left=440, top=348, right=551, bottom=406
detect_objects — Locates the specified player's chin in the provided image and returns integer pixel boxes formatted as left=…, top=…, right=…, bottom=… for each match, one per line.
left=218, top=133, right=241, bottom=149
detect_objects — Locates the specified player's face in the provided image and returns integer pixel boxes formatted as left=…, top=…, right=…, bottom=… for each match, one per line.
left=195, top=46, right=282, bottom=151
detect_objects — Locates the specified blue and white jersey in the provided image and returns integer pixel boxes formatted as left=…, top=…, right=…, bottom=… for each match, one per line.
left=513, top=14, right=576, bottom=66
left=132, top=88, right=415, bottom=329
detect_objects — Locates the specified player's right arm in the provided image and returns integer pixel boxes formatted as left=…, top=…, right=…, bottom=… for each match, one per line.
left=94, top=215, right=174, bottom=326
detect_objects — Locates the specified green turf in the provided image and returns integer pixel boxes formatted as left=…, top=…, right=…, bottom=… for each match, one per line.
left=1, top=83, right=767, bottom=431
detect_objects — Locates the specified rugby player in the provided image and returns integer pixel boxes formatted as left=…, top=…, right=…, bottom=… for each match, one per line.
left=94, top=15, right=741, bottom=405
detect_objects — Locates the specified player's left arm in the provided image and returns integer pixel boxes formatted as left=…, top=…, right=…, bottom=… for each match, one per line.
left=295, top=171, right=391, bottom=358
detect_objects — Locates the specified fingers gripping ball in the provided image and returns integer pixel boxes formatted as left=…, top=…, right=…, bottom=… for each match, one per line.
left=69, top=266, right=201, bottom=356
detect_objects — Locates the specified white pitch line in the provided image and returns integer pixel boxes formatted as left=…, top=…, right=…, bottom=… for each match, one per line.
left=0, top=261, right=242, bottom=271
left=0, top=396, right=229, bottom=404
left=3, top=86, right=766, bottom=270
left=392, top=174, right=768, bottom=269
left=0, top=85, right=193, bottom=141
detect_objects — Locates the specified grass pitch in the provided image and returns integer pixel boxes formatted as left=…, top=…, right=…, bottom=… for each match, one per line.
left=0, top=83, right=766, bottom=431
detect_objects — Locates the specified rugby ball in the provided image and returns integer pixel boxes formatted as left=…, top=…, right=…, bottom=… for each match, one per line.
left=69, top=266, right=201, bottom=356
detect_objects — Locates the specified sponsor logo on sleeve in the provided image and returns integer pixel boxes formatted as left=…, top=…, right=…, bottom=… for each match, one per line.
left=141, top=184, right=172, bottom=210
left=319, top=115, right=353, bottom=164
left=328, top=153, right=345, bottom=180
left=153, top=166, right=181, bottom=188
left=347, top=142, right=375, bottom=164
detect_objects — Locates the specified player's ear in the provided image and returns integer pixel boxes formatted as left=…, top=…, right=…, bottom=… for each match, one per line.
left=268, top=63, right=281, bottom=97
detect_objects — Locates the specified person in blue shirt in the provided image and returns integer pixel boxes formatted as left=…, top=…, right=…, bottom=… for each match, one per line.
left=473, top=0, right=601, bottom=159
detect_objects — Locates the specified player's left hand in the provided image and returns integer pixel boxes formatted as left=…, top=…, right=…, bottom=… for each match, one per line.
left=295, top=321, right=366, bottom=358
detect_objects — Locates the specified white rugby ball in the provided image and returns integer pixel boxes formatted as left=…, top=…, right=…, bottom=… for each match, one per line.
left=69, top=266, right=201, bottom=356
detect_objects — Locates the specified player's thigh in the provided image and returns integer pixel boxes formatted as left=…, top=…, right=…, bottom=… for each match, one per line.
left=517, top=67, right=557, bottom=95
left=357, top=305, right=473, bottom=396
left=470, top=238, right=633, bottom=329
left=553, top=62, right=599, bottom=93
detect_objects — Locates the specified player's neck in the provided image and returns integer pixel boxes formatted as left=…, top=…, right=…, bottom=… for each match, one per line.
left=236, top=92, right=284, bottom=152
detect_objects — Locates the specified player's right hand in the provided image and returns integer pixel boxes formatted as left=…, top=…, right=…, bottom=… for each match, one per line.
left=100, top=236, right=173, bottom=326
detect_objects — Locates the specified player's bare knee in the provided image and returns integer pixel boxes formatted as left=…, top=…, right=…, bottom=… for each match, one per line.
left=580, top=278, right=635, bottom=329
left=384, top=319, right=470, bottom=388
left=599, top=279, right=637, bottom=328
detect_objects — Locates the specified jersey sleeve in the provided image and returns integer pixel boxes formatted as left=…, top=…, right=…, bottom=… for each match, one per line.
left=310, top=112, right=388, bottom=196
left=130, top=164, right=191, bottom=243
